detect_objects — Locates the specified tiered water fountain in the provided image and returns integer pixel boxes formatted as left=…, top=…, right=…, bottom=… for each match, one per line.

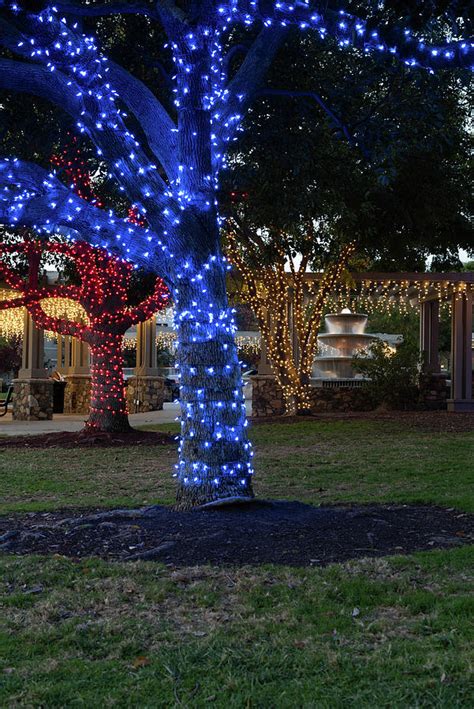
left=312, top=308, right=376, bottom=380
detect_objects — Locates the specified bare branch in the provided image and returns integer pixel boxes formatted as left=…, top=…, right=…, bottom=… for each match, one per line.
left=215, top=26, right=287, bottom=147
left=0, top=59, right=83, bottom=123
left=259, top=89, right=369, bottom=157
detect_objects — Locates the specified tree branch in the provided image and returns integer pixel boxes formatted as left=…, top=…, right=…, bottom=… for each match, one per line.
left=217, top=1, right=473, bottom=71
left=125, top=276, right=170, bottom=326
left=215, top=26, right=287, bottom=147
left=0, top=295, right=28, bottom=311
left=0, top=159, right=173, bottom=279
left=0, top=59, right=83, bottom=121
left=0, top=13, right=181, bottom=228
left=258, top=88, right=370, bottom=158
left=50, top=2, right=160, bottom=19
left=27, top=299, right=85, bottom=339
left=107, top=60, right=179, bottom=181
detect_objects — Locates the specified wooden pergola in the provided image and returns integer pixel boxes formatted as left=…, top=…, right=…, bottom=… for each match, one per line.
left=301, top=271, right=474, bottom=412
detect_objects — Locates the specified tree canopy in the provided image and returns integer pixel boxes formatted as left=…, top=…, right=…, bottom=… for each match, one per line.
left=223, top=29, right=473, bottom=270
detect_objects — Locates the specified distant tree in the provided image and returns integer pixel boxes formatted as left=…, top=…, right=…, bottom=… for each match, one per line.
left=0, top=335, right=21, bottom=379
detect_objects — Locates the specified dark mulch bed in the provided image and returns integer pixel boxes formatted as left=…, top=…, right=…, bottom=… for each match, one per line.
left=251, top=410, right=474, bottom=433
left=0, top=501, right=472, bottom=567
left=0, top=429, right=175, bottom=449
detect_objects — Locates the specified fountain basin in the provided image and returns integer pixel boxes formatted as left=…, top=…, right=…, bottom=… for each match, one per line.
left=318, top=333, right=375, bottom=357
left=324, top=312, right=368, bottom=335
left=313, top=310, right=377, bottom=380
left=313, top=357, right=365, bottom=379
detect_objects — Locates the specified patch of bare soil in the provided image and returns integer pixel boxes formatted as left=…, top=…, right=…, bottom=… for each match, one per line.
left=0, top=501, right=472, bottom=567
left=0, top=428, right=175, bottom=449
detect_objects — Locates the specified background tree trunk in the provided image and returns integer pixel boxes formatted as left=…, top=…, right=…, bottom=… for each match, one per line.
left=174, top=258, right=254, bottom=509
left=86, top=333, right=130, bottom=433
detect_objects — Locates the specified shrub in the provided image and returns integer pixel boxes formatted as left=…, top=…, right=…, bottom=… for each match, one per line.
left=352, top=339, right=421, bottom=410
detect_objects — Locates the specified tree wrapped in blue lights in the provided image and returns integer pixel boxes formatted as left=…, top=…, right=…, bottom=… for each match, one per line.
left=0, top=1, right=471, bottom=508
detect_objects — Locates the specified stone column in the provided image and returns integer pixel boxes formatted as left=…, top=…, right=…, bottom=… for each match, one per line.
left=63, top=337, right=91, bottom=414
left=126, top=317, right=165, bottom=412
left=447, top=291, right=473, bottom=412
left=12, top=311, right=53, bottom=420
left=419, top=299, right=440, bottom=372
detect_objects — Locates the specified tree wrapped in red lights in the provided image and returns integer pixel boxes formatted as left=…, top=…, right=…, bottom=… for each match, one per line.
left=0, top=237, right=169, bottom=432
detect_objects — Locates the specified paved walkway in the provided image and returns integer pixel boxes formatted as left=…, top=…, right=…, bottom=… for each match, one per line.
left=0, top=400, right=253, bottom=436
left=0, top=403, right=180, bottom=436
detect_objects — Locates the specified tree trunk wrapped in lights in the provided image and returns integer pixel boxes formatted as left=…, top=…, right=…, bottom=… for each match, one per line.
left=0, top=3, right=468, bottom=505
left=227, top=229, right=354, bottom=415
left=174, top=256, right=254, bottom=508
left=0, top=238, right=169, bottom=432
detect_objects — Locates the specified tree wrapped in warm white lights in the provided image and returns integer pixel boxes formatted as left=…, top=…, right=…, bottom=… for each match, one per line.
left=227, top=225, right=354, bottom=413
left=0, top=2, right=470, bottom=507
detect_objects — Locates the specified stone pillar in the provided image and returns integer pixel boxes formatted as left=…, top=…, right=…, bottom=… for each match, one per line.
left=447, top=291, right=473, bottom=412
left=419, top=299, right=440, bottom=372
left=12, top=311, right=53, bottom=420
left=63, top=337, right=91, bottom=414
left=126, top=317, right=165, bottom=412
left=419, top=372, right=449, bottom=410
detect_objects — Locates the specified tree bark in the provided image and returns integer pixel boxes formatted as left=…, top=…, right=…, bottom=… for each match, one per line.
left=86, top=332, right=131, bottom=433
left=173, top=258, right=254, bottom=509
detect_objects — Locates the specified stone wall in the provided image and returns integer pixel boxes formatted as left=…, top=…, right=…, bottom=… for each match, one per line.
left=126, top=376, right=165, bottom=413
left=251, top=375, right=373, bottom=417
left=251, top=375, right=286, bottom=417
left=418, top=372, right=449, bottom=410
left=12, top=379, right=54, bottom=421
left=309, top=385, right=374, bottom=413
left=64, top=375, right=91, bottom=415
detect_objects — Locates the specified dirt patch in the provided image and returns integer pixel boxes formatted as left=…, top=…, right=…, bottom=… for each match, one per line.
left=0, top=501, right=472, bottom=567
left=0, top=428, right=175, bottom=449
left=251, top=411, right=474, bottom=433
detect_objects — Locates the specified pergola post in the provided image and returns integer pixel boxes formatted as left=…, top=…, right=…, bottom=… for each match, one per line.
left=126, top=316, right=165, bottom=412
left=12, top=311, right=53, bottom=420
left=420, top=300, right=440, bottom=372
left=135, top=317, right=159, bottom=375
left=62, top=337, right=91, bottom=414
left=448, top=291, right=473, bottom=412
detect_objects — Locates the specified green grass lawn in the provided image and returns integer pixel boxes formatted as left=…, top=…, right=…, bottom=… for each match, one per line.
left=0, top=418, right=473, bottom=706
left=0, top=419, right=472, bottom=514
left=1, top=549, right=473, bottom=707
